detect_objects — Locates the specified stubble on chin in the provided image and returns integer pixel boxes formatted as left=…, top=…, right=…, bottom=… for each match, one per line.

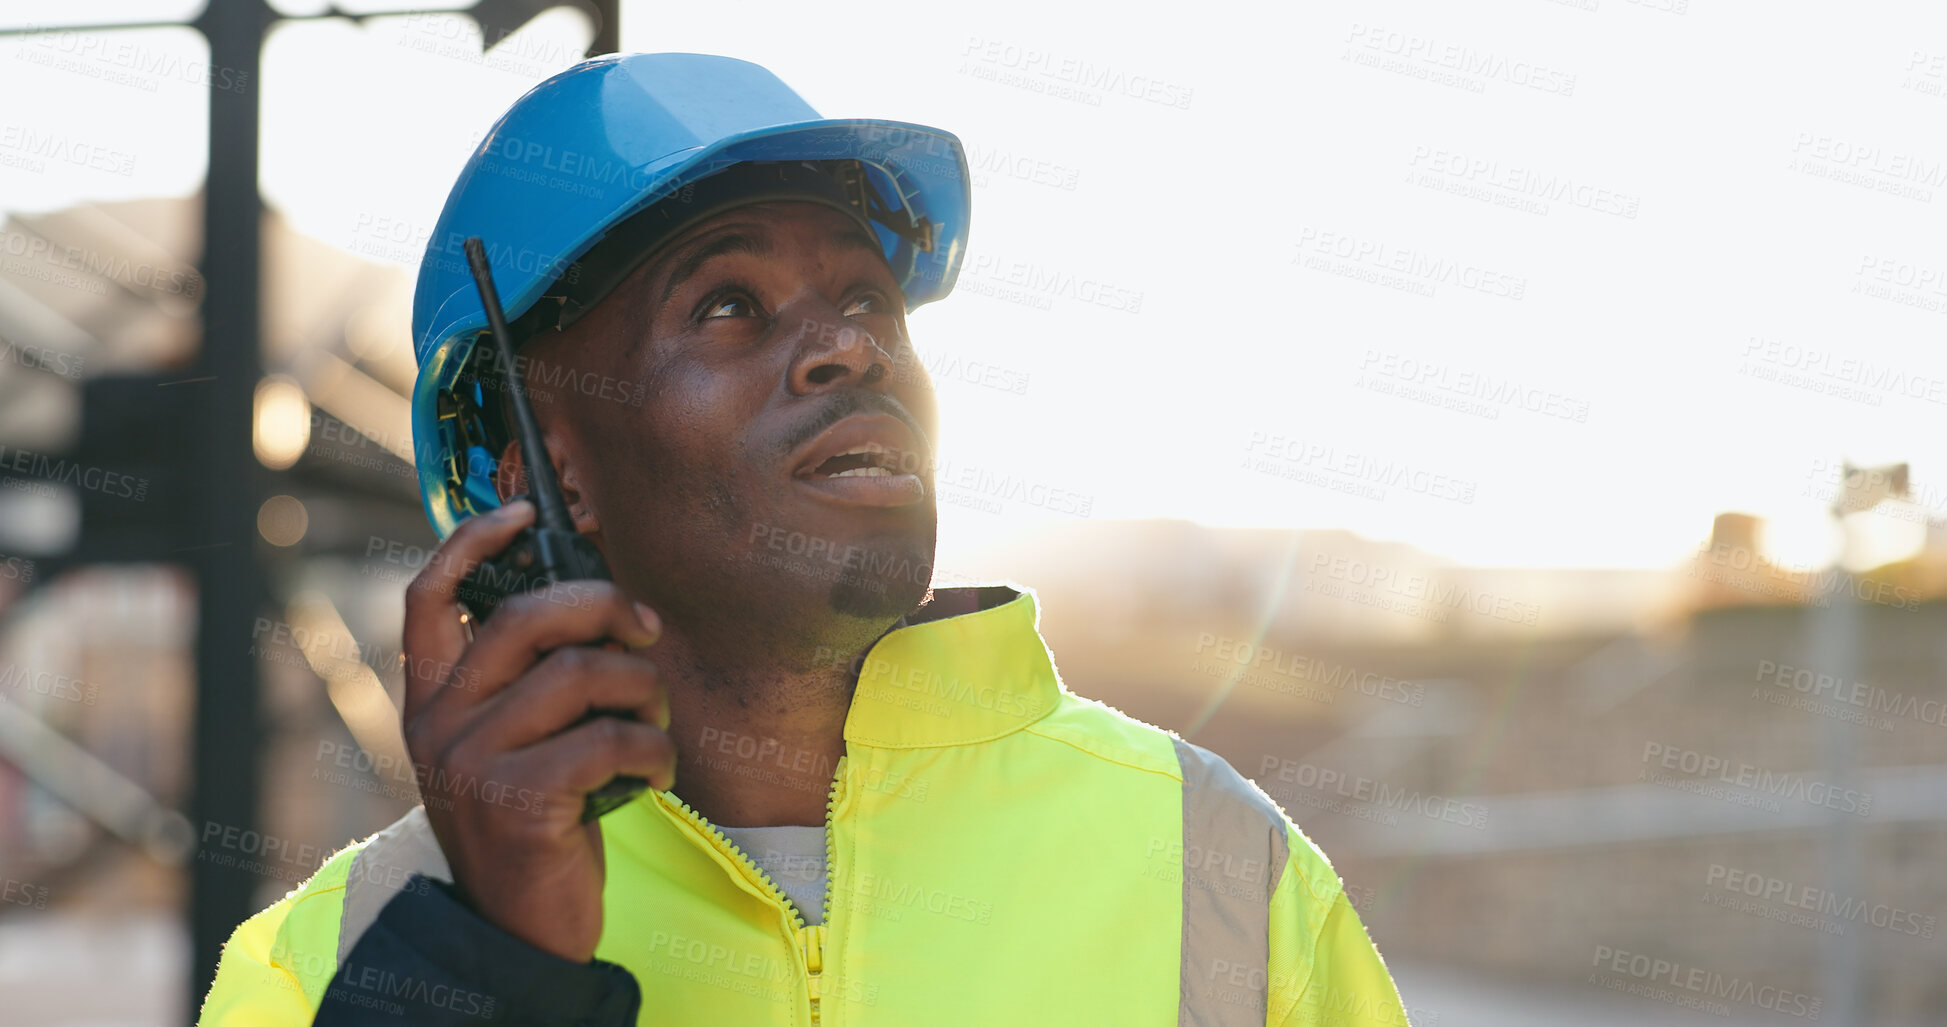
left=825, top=536, right=934, bottom=619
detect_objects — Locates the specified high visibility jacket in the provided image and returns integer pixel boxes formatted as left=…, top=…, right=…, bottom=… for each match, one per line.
left=199, top=586, right=1408, bottom=1026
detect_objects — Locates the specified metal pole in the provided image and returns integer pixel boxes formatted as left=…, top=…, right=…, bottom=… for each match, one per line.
left=1811, top=529, right=1863, bottom=1025
left=184, top=1, right=273, bottom=1020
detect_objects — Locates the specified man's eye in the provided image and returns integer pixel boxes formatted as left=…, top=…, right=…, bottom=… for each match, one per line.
left=702, top=294, right=758, bottom=319
left=842, top=293, right=886, bottom=317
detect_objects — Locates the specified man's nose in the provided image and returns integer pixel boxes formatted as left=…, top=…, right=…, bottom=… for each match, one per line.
left=785, top=302, right=896, bottom=393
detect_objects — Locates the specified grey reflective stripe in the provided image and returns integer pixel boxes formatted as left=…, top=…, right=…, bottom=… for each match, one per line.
left=337, top=806, right=453, bottom=967
left=1173, top=737, right=1289, bottom=1027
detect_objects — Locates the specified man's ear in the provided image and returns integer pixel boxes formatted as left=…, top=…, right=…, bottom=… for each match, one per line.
left=494, top=436, right=602, bottom=536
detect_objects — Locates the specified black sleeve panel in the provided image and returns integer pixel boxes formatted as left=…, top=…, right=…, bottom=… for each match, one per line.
left=314, top=875, right=642, bottom=1026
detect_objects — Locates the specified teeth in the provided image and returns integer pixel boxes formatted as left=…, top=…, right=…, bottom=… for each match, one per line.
left=831, top=466, right=894, bottom=478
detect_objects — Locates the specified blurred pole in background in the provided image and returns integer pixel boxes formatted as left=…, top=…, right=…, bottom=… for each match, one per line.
left=1812, top=561, right=1860, bottom=1024
left=1814, top=462, right=1904, bottom=1027
left=184, top=2, right=273, bottom=1020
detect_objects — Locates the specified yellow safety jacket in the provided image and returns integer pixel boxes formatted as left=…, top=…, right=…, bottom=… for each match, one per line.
left=199, top=586, right=1408, bottom=1025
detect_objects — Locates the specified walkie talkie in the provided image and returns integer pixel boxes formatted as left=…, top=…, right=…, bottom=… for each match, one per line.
left=456, top=236, right=649, bottom=822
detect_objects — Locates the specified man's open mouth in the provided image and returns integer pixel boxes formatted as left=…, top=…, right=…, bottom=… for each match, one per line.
left=790, top=413, right=929, bottom=506
left=807, top=445, right=904, bottom=479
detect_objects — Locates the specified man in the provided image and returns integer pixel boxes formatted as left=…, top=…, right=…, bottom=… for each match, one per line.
left=199, top=52, right=1409, bottom=1025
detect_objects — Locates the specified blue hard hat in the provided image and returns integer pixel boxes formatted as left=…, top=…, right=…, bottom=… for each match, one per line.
left=409, top=52, right=971, bottom=538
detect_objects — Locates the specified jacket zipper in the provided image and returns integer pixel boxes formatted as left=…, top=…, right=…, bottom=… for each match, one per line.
left=657, top=756, right=847, bottom=1026
left=809, top=758, right=845, bottom=1025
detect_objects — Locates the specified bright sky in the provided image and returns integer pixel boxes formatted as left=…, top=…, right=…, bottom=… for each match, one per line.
left=3, top=0, right=1943, bottom=570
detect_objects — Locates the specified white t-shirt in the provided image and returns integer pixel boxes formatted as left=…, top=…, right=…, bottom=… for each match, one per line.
left=716, top=824, right=829, bottom=926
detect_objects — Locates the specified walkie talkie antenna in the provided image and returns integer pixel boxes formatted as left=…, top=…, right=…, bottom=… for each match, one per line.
left=460, top=236, right=641, bottom=820
left=464, top=237, right=574, bottom=534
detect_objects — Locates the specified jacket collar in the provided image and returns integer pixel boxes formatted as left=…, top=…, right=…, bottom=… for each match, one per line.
left=843, top=585, right=1063, bottom=749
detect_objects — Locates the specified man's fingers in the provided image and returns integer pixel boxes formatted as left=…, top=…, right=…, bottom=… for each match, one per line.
left=513, top=716, right=678, bottom=804
left=440, top=582, right=660, bottom=709
left=402, top=500, right=536, bottom=717
left=465, top=646, right=665, bottom=752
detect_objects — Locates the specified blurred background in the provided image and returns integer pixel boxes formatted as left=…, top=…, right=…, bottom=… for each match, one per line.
left=2, top=0, right=1945, bottom=1023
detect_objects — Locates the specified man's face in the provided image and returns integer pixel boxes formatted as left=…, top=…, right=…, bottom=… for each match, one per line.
left=510, top=200, right=939, bottom=638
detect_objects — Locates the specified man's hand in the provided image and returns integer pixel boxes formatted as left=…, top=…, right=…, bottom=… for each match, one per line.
left=400, top=499, right=674, bottom=963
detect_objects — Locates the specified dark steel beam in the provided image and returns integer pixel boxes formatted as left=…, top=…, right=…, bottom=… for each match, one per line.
left=184, top=1, right=274, bottom=1020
